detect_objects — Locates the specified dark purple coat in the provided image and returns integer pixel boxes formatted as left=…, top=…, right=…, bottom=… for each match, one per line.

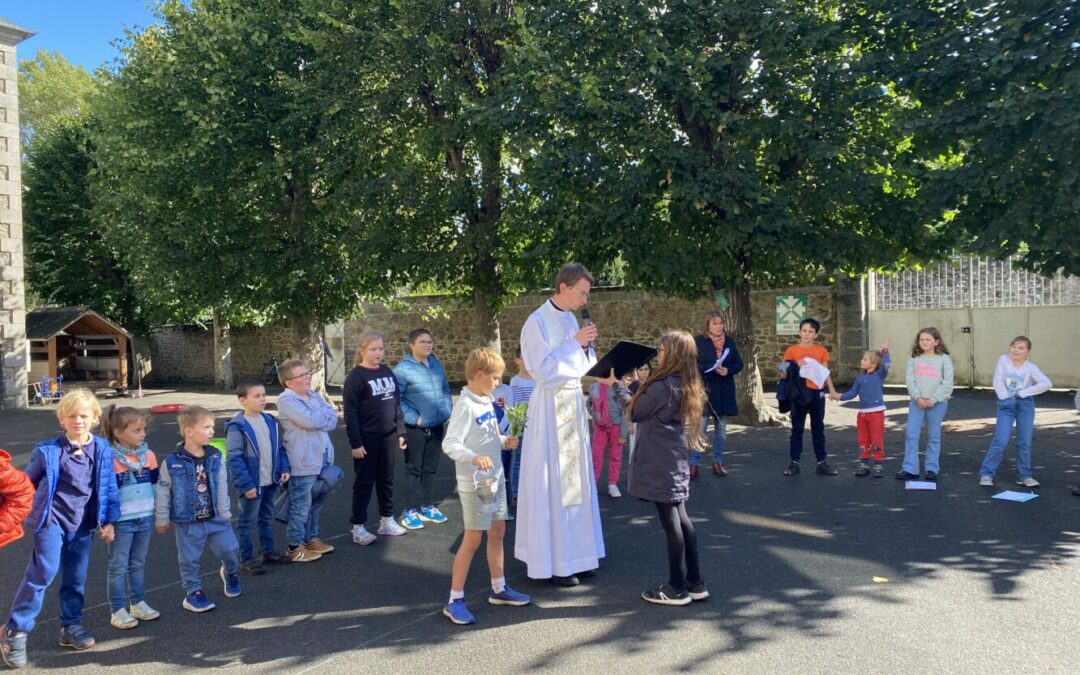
left=617, top=375, right=690, bottom=504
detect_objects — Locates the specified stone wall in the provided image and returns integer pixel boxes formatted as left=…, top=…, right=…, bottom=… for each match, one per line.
left=343, top=280, right=866, bottom=385
left=146, top=281, right=868, bottom=387
left=146, top=323, right=296, bottom=385
left=0, top=21, right=32, bottom=409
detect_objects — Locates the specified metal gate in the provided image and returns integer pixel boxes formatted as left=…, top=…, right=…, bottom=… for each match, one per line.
left=868, top=257, right=1080, bottom=388
left=323, top=320, right=349, bottom=386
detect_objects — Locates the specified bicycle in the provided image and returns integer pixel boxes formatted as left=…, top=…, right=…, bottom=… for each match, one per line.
left=261, top=352, right=292, bottom=386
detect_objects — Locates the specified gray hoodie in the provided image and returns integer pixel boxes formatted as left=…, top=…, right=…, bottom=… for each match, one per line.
left=277, top=389, right=338, bottom=477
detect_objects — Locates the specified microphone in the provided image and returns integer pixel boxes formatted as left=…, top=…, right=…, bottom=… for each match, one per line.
left=580, top=308, right=595, bottom=355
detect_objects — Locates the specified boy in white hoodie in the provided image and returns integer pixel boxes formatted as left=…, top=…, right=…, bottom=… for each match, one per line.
left=441, top=348, right=529, bottom=625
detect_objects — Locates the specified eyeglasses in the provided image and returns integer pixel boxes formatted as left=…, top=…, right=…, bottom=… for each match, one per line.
left=287, top=371, right=312, bottom=382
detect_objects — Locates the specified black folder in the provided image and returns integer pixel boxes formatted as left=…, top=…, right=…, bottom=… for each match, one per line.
left=584, top=341, right=658, bottom=379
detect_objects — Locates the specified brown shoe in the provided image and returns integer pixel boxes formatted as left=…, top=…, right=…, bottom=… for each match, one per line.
left=689, top=464, right=699, bottom=479
left=712, top=462, right=727, bottom=477
left=287, top=545, right=322, bottom=563
left=306, top=538, right=335, bottom=555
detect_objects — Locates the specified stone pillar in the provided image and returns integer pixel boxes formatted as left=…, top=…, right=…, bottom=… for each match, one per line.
left=0, top=18, right=34, bottom=409
left=833, top=276, right=867, bottom=386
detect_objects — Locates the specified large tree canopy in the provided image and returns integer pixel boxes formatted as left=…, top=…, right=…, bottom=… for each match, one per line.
left=95, top=0, right=378, bottom=385
left=303, top=0, right=570, bottom=352
left=510, top=0, right=952, bottom=421
left=882, top=0, right=1080, bottom=275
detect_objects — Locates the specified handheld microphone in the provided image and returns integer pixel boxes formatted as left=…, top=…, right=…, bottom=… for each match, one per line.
left=580, top=308, right=595, bottom=354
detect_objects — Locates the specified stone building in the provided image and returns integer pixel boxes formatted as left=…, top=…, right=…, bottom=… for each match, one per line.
left=0, top=18, right=32, bottom=410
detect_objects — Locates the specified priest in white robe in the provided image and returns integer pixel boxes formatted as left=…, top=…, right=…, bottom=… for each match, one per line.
left=514, top=263, right=605, bottom=585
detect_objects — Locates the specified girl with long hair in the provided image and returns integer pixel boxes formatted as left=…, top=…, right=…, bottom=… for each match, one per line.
left=604, top=330, right=708, bottom=605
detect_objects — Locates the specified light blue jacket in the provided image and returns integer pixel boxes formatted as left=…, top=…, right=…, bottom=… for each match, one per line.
left=393, top=354, right=453, bottom=427
left=277, top=389, right=338, bottom=477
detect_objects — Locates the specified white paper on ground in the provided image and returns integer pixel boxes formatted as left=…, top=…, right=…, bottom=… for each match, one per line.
left=991, top=490, right=1039, bottom=503
left=905, top=480, right=938, bottom=490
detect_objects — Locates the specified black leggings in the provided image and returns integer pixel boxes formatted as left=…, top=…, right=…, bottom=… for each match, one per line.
left=351, top=432, right=397, bottom=525
left=654, top=501, right=701, bottom=591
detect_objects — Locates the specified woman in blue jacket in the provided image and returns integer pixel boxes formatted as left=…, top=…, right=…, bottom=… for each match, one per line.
left=690, top=311, right=743, bottom=477
left=393, top=328, right=454, bottom=529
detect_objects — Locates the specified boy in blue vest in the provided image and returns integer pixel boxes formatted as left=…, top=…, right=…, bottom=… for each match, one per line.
left=1, top=389, right=120, bottom=668
left=226, top=379, right=292, bottom=575
left=154, top=406, right=241, bottom=613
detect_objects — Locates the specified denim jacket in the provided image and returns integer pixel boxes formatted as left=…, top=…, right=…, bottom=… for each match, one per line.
left=24, top=434, right=120, bottom=533
left=154, top=445, right=232, bottom=525
left=393, top=354, right=453, bottom=427
left=225, top=412, right=291, bottom=496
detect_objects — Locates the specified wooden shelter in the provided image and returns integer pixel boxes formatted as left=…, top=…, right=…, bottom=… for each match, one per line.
left=26, top=307, right=130, bottom=395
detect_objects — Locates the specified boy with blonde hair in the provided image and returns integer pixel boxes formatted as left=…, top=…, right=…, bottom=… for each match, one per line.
left=154, top=406, right=241, bottom=613
left=441, top=348, right=530, bottom=625
left=2, top=389, right=119, bottom=667
left=277, top=359, right=338, bottom=561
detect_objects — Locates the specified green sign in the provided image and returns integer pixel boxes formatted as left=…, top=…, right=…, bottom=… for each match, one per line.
left=776, top=295, right=807, bottom=335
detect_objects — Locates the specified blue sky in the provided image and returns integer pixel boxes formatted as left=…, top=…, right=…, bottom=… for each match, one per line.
left=2, top=2, right=160, bottom=72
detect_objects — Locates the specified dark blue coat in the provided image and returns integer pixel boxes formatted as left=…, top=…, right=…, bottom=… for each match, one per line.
left=695, top=333, right=743, bottom=418
left=225, top=412, right=291, bottom=496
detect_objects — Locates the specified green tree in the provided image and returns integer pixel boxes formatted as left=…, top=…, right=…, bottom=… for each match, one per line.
left=22, top=116, right=143, bottom=329
left=95, top=0, right=372, bottom=389
left=880, top=0, right=1080, bottom=275
left=515, top=0, right=951, bottom=422
left=305, top=0, right=563, bottom=353
left=17, top=50, right=98, bottom=148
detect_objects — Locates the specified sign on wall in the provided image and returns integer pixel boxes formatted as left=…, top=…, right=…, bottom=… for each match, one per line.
left=776, top=295, right=807, bottom=335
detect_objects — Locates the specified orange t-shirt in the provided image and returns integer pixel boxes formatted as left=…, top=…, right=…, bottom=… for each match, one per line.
left=782, top=344, right=830, bottom=390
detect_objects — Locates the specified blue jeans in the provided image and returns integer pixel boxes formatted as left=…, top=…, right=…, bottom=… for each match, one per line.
left=107, top=517, right=152, bottom=611
left=689, top=415, right=727, bottom=466
left=7, top=523, right=94, bottom=633
left=979, top=396, right=1036, bottom=480
left=286, top=475, right=318, bottom=547
left=174, top=520, right=240, bottom=594
left=510, top=438, right=523, bottom=498
left=903, top=400, right=949, bottom=474
left=237, top=483, right=279, bottom=561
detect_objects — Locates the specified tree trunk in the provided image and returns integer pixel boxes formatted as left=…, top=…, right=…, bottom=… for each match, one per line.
left=474, top=288, right=502, bottom=354
left=288, top=315, right=327, bottom=394
left=212, top=309, right=234, bottom=391
left=725, top=280, right=785, bottom=427
left=471, top=133, right=503, bottom=354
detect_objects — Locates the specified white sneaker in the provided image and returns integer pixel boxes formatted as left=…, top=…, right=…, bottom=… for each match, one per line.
left=1016, top=477, right=1040, bottom=487
left=351, top=525, right=376, bottom=545
left=608, top=484, right=622, bottom=498
left=377, top=516, right=408, bottom=536
left=110, top=608, right=138, bottom=630
left=129, top=600, right=160, bottom=621
left=979, top=475, right=994, bottom=487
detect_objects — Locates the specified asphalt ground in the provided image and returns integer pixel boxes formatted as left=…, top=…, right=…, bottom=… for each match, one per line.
left=0, top=385, right=1078, bottom=673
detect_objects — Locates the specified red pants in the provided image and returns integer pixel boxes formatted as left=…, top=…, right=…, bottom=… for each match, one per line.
left=857, top=410, right=885, bottom=461
left=591, top=423, right=623, bottom=485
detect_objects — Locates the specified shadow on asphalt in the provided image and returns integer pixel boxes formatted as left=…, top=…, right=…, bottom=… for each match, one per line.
left=0, top=390, right=1077, bottom=670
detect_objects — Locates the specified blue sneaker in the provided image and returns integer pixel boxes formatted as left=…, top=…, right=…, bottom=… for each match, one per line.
left=182, top=589, right=216, bottom=613
left=442, top=599, right=475, bottom=625
left=220, top=565, right=242, bottom=598
left=488, top=586, right=531, bottom=606
left=1, top=628, right=27, bottom=668
left=419, top=505, right=448, bottom=524
left=400, top=509, right=424, bottom=530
